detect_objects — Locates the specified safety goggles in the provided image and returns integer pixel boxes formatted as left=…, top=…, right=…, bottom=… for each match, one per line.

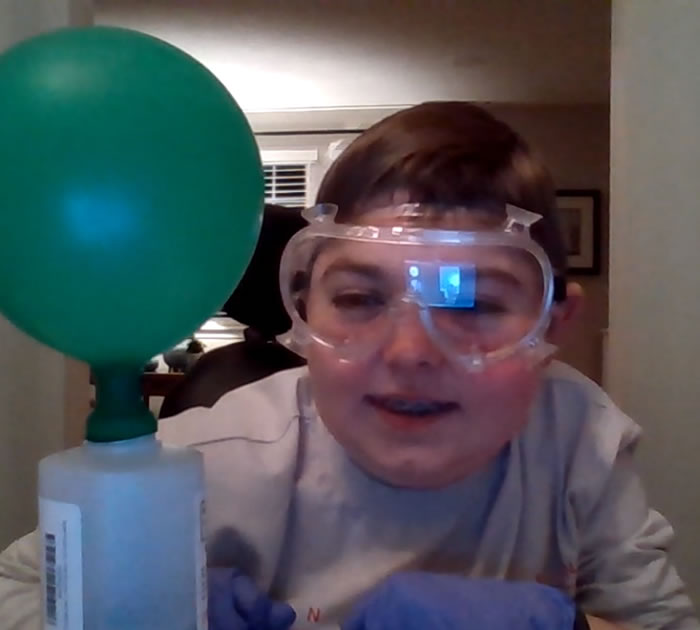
left=278, top=203, right=557, bottom=370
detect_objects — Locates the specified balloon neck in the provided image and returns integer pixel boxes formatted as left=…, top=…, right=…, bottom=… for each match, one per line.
left=86, top=367, right=156, bottom=443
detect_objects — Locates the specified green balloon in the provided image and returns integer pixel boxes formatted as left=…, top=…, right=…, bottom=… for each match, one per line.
left=0, top=27, right=263, bottom=367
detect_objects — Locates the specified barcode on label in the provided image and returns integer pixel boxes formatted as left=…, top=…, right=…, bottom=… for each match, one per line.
left=44, top=533, right=57, bottom=626
left=195, top=496, right=208, bottom=630
left=40, top=498, right=83, bottom=630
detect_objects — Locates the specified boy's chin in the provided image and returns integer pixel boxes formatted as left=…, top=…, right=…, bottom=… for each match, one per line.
left=358, top=452, right=482, bottom=490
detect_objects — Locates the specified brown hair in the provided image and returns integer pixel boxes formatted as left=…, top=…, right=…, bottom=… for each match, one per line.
left=316, top=101, right=567, bottom=276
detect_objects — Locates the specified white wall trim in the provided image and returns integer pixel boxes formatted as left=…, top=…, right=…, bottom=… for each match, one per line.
left=260, top=149, right=318, bottom=164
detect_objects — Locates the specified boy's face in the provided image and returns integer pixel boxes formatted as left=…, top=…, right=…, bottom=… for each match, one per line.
left=305, top=206, right=577, bottom=489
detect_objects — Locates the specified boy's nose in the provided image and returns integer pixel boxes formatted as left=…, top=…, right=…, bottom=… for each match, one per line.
left=380, top=304, right=444, bottom=369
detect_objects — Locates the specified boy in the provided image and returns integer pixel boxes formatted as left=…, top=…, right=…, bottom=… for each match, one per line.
left=1, top=102, right=697, bottom=630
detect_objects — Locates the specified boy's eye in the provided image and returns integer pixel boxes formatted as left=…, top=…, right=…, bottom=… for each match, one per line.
left=433, top=300, right=510, bottom=335
left=332, top=291, right=386, bottom=311
left=438, top=300, right=507, bottom=316
left=469, top=300, right=508, bottom=315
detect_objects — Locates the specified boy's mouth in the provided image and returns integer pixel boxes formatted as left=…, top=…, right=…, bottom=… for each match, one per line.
left=365, top=394, right=460, bottom=419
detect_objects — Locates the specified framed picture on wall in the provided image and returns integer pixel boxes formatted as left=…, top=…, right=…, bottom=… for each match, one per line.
left=555, top=189, right=601, bottom=275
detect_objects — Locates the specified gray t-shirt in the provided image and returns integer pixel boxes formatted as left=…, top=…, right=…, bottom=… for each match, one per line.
left=270, top=412, right=506, bottom=624
left=0, top=362, right=697, bottom=630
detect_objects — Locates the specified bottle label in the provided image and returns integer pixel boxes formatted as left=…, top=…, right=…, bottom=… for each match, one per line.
left=195, top=494, right=208, bottom=630
left=39, top=498, right=83, bottom=630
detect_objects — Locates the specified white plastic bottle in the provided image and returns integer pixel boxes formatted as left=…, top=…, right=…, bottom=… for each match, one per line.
left=37, top=369, right=206, bottom=630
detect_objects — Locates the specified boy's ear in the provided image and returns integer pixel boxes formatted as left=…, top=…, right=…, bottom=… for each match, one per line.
left=547, top=281, right=584, bottom=345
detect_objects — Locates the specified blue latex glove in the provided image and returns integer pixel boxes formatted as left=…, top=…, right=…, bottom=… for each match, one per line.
left=342, top=572, right=576, bottom=630
left=208, top=568, right=296, bottom=630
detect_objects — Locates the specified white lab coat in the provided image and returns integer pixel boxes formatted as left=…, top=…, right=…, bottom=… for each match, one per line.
left=1, top=362, right=698, bottom=629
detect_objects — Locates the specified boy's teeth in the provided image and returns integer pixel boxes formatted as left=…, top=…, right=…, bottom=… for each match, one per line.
left=386, top=400, right=440, bottom=415
left=371, top=396, right=455, bottom=416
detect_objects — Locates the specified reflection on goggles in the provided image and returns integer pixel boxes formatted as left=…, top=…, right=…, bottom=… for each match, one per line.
left=406, top=261, right=476, bottom=309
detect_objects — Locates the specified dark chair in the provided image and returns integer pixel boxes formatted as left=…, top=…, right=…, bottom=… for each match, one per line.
left=159, top=204, right=306, bottom=418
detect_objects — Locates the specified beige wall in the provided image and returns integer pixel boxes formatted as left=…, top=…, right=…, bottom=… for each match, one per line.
left=0, top=0, right=93, bottom=550
left=0, top=320, right=64, bottom=548
left=609, top=0, right=700, bottom=603
left=95, top=0, right=609, bottom=108
left=488, top=104, right=610, bottom=383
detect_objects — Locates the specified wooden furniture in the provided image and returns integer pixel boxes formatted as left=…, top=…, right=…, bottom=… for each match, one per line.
left=141, top=373, right=184, bottom=407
